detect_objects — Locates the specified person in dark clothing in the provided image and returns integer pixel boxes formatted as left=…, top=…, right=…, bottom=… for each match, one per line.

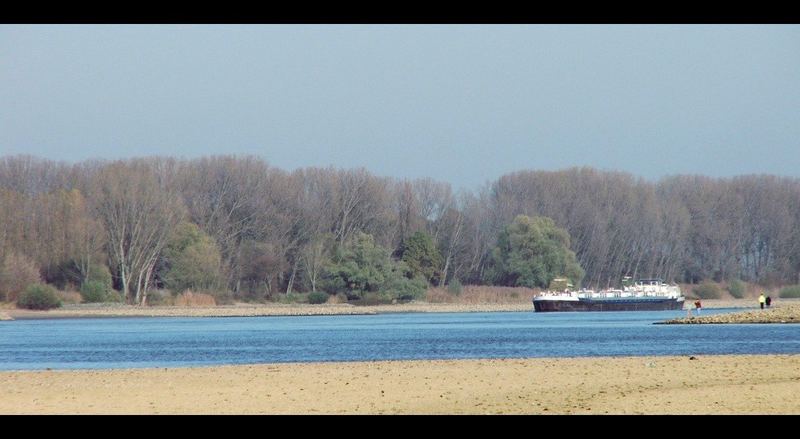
left=766, top=296, right=772, bottom=308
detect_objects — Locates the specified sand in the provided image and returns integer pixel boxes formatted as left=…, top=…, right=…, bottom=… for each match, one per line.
left=1, top=355, right=799, bottom=414
left=4, top=302, right=534, bottom=320
left=9, top=298, right=798, bottom=320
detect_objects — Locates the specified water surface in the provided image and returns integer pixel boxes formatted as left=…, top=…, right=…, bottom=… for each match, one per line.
left=1, top=309, right=797, bottom=370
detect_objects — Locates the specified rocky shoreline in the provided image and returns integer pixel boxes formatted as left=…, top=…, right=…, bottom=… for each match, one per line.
left=661, top=303, right=800, bottom=324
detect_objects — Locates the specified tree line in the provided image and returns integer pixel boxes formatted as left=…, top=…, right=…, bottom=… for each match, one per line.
left=1, top=155, right=799, bottom=305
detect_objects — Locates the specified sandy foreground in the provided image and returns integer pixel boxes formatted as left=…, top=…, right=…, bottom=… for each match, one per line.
left=2, top=355, right=799, bottom=414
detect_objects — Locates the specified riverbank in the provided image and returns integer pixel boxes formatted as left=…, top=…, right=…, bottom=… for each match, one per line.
left=2, top=354, right=798, bottom=414
left=663, top=302, right=800, bottom=324
left=3, top=302, right=534, bottom=320
left=4, top=298, right=793, bottom=320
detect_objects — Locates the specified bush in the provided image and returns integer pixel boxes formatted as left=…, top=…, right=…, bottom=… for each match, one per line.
left=174, top=290, right=217, bottom=307
left=447, top=278, right=463, bottom=296
left=727, top=279, right=745, bottom=298
left=144, top=289, right=173, bottom=306
left=17, top=284, right=62, bottom=310
left=308, top=291, right=329, bottom=304
left=103, top=290, right=124, bottom=303
left=0, top=253, right=42, bottom=302
left=779, top=286, right=800, bottom=298
left=351, top=292, right=394, bottom=306
left=86, top=264, right=114, bottom=291
left=386, top=275, right=427, bottom=301
left=692, top=282, right=721, bottom=299
left=209, top=289, right=234, bottom=305
left=277, top=293, right=307, bottom=304
left=57, top=290, right=83, bottom=304
left=81, top=280, right=110, bottom=303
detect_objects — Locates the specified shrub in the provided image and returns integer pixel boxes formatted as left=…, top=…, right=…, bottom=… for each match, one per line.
left=86, top=264, right=114, bottom=290
left=81, top=280, right=110, bottom=303
left=174, top=290, right=217, bottom=307
left=144, top=289, right=173, bottom=306
left=351, top=292, right=393, bottom=306
left=104, top=290, right=124, bottom=303
left=17, top=284, right=62, bottom=310
left=692, top=282, right=721, bottom=299
left=308, top=291, right=329, bottom=304
left=447, top=278, right=463, bottom=296
left=779, top=286, right=800, bottom=299
left=209, top=289, right=234, bottom=305
left=277, top=293, right=307, bottom=304
left=57, top=290, right=83, bottom=304
left=386, top=275, right=427, bottom=301
left=0, top=253, right=42, bottom=302
left=727, top=279, right=745, bottom=299
left=426, top=285, right=536, bottom=304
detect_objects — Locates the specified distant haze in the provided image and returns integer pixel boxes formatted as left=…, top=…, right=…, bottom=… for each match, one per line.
left=1, top=24, right=799, bottom=190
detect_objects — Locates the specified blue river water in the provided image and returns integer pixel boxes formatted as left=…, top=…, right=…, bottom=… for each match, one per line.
left=1, top=308, right=799, bottom=370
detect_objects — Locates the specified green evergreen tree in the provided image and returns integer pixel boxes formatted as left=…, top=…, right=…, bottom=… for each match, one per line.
left=398, top=231, right=443, bottom=285
left=322, top=232, right=426, bottom=300
left=486, top=215, right=584, bottom=289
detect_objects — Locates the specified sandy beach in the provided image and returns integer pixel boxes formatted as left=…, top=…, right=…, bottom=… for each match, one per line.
left=2, top=355, right=799, bottom=414
left=2, top=302, right=536, bottom=320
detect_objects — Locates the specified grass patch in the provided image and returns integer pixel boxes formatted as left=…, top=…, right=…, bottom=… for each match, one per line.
left=691, top=282, right=721, bottom=299
left=426, top=285, right=536, bottom=304
left=174, top=290, right=217, bottom=307
left=779, top=286, right=800, bottom=299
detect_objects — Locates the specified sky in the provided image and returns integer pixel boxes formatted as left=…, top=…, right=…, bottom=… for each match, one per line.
left=1, top=24, right=799, bottom=190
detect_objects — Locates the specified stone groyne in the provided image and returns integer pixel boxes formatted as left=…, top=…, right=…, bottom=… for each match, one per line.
left=661, top=304, right=800, bottom=324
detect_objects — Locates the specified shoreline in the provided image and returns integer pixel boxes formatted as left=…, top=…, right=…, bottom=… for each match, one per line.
left=2, top=298, right=794, bottom=321
left=663, top=302, right=800, bottom=324
left=1, top=302, right=535, bottom=320
left=2, top=354, right=798, bottom=414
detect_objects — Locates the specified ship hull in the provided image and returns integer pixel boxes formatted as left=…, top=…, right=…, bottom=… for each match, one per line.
left=533, top=297, right=684, bottom=312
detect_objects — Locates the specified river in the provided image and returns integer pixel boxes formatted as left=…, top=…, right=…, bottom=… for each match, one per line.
left=1, top=308, right=798, bottom=370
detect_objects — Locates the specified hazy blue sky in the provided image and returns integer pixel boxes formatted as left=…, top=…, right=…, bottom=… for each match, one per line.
left=1, top=25, right=798, bottom=189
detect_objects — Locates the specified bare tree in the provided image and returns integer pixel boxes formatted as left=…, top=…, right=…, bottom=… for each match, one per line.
left=93, top=160, right=184, bottom=305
